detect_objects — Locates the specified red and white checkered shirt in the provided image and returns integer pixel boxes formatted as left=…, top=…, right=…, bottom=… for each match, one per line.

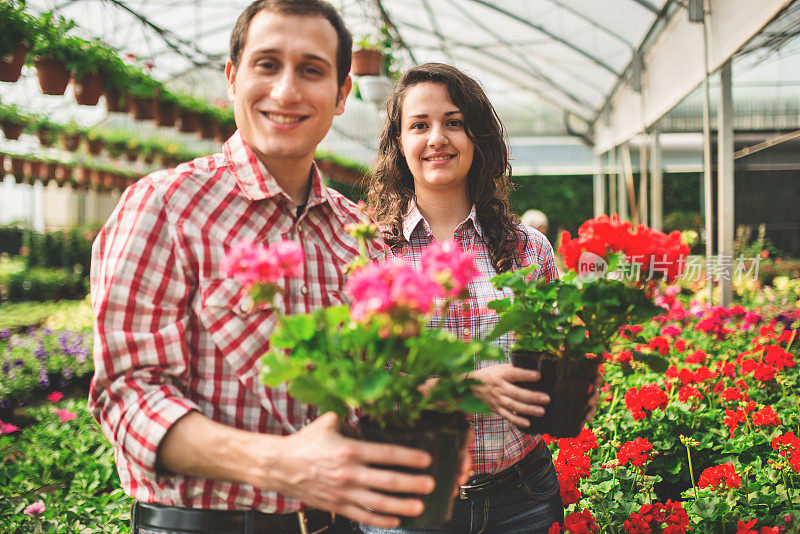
left=89, top=131, right=385, bottom=512
left=393, top=203, right=558, bottom=475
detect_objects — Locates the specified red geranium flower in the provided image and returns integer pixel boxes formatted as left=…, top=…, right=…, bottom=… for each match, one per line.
left=697, top=463, right=742, bottom=490
left=752, top=405, right=781, bottom=427
left=617, top=437, right=654, bottom=467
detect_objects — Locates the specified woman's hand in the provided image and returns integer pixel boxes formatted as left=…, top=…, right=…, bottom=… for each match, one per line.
left=469, top=364, right=550, bottom=428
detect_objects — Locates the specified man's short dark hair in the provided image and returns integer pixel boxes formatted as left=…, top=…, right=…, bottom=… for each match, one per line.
left=230, top=0, right=353, bottom=87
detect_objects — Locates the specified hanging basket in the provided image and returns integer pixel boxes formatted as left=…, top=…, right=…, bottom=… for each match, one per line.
left=129, top=95, right=157, bottom=121
left=1, top=119, right=25, bottom=141
left=40, top=161, right=58, bottom=184
left=351, top=49, right=383, bottom=76
left=74, top=166, right=90, bottom=187
left=24, top=159, right=41, bottom=184
left=215, top=124, right=236, bottom=143
left=60, top=132, right=82, bottom=152
left=73, top=72, right=105, bottom=106
left=197, top=115, right=219, bottom=140
left=105, top=86, right=129, bottom=113
left=37, top=127, right=56, bottom=147
left=34, top=57, right=71, bottom=95
left=86, top=138, right=105, bottom=155
left=0, top=42, right=29, bottom=83
left=177, top=109, right=199, bottom=133
left=55, top=163, right=72, bottom=187
left=10, top=156, right=26, bottom=183
left=155, top=100, right=178, bottom=127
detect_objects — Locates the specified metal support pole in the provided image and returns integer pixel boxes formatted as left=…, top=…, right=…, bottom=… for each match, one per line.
left=618, top=145, right=629, bottom=221
left=593, top=155, right=606, bottom=217
left=609, top=148, right=617, bottom=215
left=638, top=137, right=648, bottom=227
left=718, top=60, right=734, bottom=306
left=701, top=7, right=715, bottom=303
left=650, top=128, right=663, bottom=231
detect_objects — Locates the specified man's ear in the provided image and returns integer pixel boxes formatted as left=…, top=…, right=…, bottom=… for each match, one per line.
left=225, top=60, right=236, bottom=102
left=334, top=75, right=352, bottom=115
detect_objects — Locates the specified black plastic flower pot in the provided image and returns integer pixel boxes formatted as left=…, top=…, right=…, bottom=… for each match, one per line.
left=511, top=350, right=599, bottom=438
left=356, top=411, right=468, bottom=528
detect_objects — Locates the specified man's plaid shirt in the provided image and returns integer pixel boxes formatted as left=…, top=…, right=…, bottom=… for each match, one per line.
left=392, top=203, right=558, bottom=474
left=89, top=131, right=385, bottom=512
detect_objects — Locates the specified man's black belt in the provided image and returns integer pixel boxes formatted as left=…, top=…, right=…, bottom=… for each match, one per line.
left=458, top=438, right=549, bottom=499
left=133, top=501, right=336, bottom=534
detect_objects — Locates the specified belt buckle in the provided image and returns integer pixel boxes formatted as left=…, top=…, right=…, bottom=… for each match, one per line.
left=458, top=480, right=491, bottom=499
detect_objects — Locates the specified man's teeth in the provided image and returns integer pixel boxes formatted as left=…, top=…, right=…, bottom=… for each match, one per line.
left=425, top=156, right=453, bottom=161
left=265, top=113, right=302, bottom=124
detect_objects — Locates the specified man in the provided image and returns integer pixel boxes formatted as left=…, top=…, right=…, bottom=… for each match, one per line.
left=89, top=2, right=436, bottom=532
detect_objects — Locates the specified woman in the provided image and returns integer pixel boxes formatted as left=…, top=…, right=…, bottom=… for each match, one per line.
left=362, top=63, right=564, bottom=533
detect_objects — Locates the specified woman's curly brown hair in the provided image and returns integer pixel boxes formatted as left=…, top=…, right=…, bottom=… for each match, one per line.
left=366, top=62, right=525, bottom=273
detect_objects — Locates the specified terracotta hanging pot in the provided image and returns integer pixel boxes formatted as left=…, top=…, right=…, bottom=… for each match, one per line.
left=40, top=161, right=58, bottom=184
left=1, top=119, right=25, bottom=140
left=36, top=127, right=56, bottom=147
left=197, top=115, right=219, bottom=140
left=86, top=138, right=105, bottom=155
left=55, top=163, right=72, bottom=187
left=60, top=132, right=82, bottom=152
left=177, top=109, right=199, bottom=133
left=34, top=56, right=71, bottom=95
left=74, top=166, right=90, bottom=187
left=155, top=99, right=178, bottom=127
left=10, top=156, right=26, bottom=183
left=102, top=171, right=115, bottom=190
left=89, top=168, right=103, bottom=189
left=125, top=149, right=138, bottom=163
left=351, top=49, right=382, bottom=76
left=0, top=42, right=29, bottom=83
left=0, top=153, right=4, bottom=174
left=129, top=95, right=157, bottom=121
left=73, top=72, right=105, bottom=106
left=215, top=124, right=236, bottom=143
left=105, top=86, right=129, bottom=113
left=24, top=159, right=41, bottom=183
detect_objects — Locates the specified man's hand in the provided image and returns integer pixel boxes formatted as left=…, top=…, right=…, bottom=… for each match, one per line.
left=267, top=412, right=435, bottom=528
left=469, top=364, right=550, bottom=428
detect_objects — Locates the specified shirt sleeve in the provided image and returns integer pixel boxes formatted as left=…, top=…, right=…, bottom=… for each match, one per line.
left=88, top=177, right=200, bottom=484
left=520, top=226, right=559, bottom=282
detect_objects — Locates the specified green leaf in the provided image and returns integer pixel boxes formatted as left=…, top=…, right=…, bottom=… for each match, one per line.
left=280, top=314, right=317, bottom=341
left=260, top=351, right=302, bottom=386
left=567, top=326, right=587, bottom=346
left=631, top=351, right=670, bottom=373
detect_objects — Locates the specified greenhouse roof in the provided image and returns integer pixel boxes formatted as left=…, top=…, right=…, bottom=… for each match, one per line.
left=15, top=0, right=800, bottom=160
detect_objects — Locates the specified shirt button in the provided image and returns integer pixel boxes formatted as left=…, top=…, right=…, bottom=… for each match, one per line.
left=239, top=296, right=254, bottom=313
left=462, top=327, right=471, bottom=336
left=300, top=286, right=308, bottom=295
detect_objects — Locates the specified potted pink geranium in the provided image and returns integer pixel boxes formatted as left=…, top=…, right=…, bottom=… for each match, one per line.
left=222, top=222, right=501, bottom=527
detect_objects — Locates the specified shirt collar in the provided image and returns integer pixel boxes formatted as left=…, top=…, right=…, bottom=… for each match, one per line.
left=222, top=130, right=328, bottom=209
left=402, top=201, right=483, bottom=241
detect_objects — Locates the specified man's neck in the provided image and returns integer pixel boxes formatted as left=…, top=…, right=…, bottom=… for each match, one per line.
left=415, top=188, right=471, bottom=243
left=257, top=152, right=316, bottom=206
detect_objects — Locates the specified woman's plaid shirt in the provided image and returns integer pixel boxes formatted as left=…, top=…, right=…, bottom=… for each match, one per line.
left=88, top=131, right=385, bottom=512
left=393, top=203, right=558, bottom=475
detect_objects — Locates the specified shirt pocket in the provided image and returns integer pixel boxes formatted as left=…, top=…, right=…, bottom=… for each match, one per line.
left=198, top=277, right=280, bottom=378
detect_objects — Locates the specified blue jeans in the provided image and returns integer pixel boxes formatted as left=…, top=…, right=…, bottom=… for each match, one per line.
left=360, top=451, right=563, bottom=534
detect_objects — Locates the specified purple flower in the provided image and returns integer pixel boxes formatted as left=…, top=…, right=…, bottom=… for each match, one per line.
left=37, top=370, right=50, bottom=389
left=34, top=342, right=48, bottom=362
left=1, top=362, right=9, bottom=374
left=14, top=359, right=24, bottom=367
left=62, top=367, right=73, bottom=379
left=0, top=329, right=9, bottom=340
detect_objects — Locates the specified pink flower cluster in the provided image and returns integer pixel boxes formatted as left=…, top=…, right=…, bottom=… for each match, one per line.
left=221, top=239, right=304, bottom=288
left=346, top=258, right=441, bottom=322
left=345, top=240, right=477, bottom=323
left=420, top=240, right=478, bottom=298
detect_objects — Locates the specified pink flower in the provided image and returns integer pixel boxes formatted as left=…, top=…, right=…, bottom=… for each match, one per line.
left=221, top=239, right=303, bottom=287
left=0, top=420, right=20, bottom=434
left=420, top=240, right=478, bottom=298
left=271, top=240, right=304, bottom=278
left=346, top=258, right=440, bottom=322
left=47, top=392, right=64, bottom=403
left=54, top=409, right=77, bottom=423
left=23, top=501, right=45, bottom=516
